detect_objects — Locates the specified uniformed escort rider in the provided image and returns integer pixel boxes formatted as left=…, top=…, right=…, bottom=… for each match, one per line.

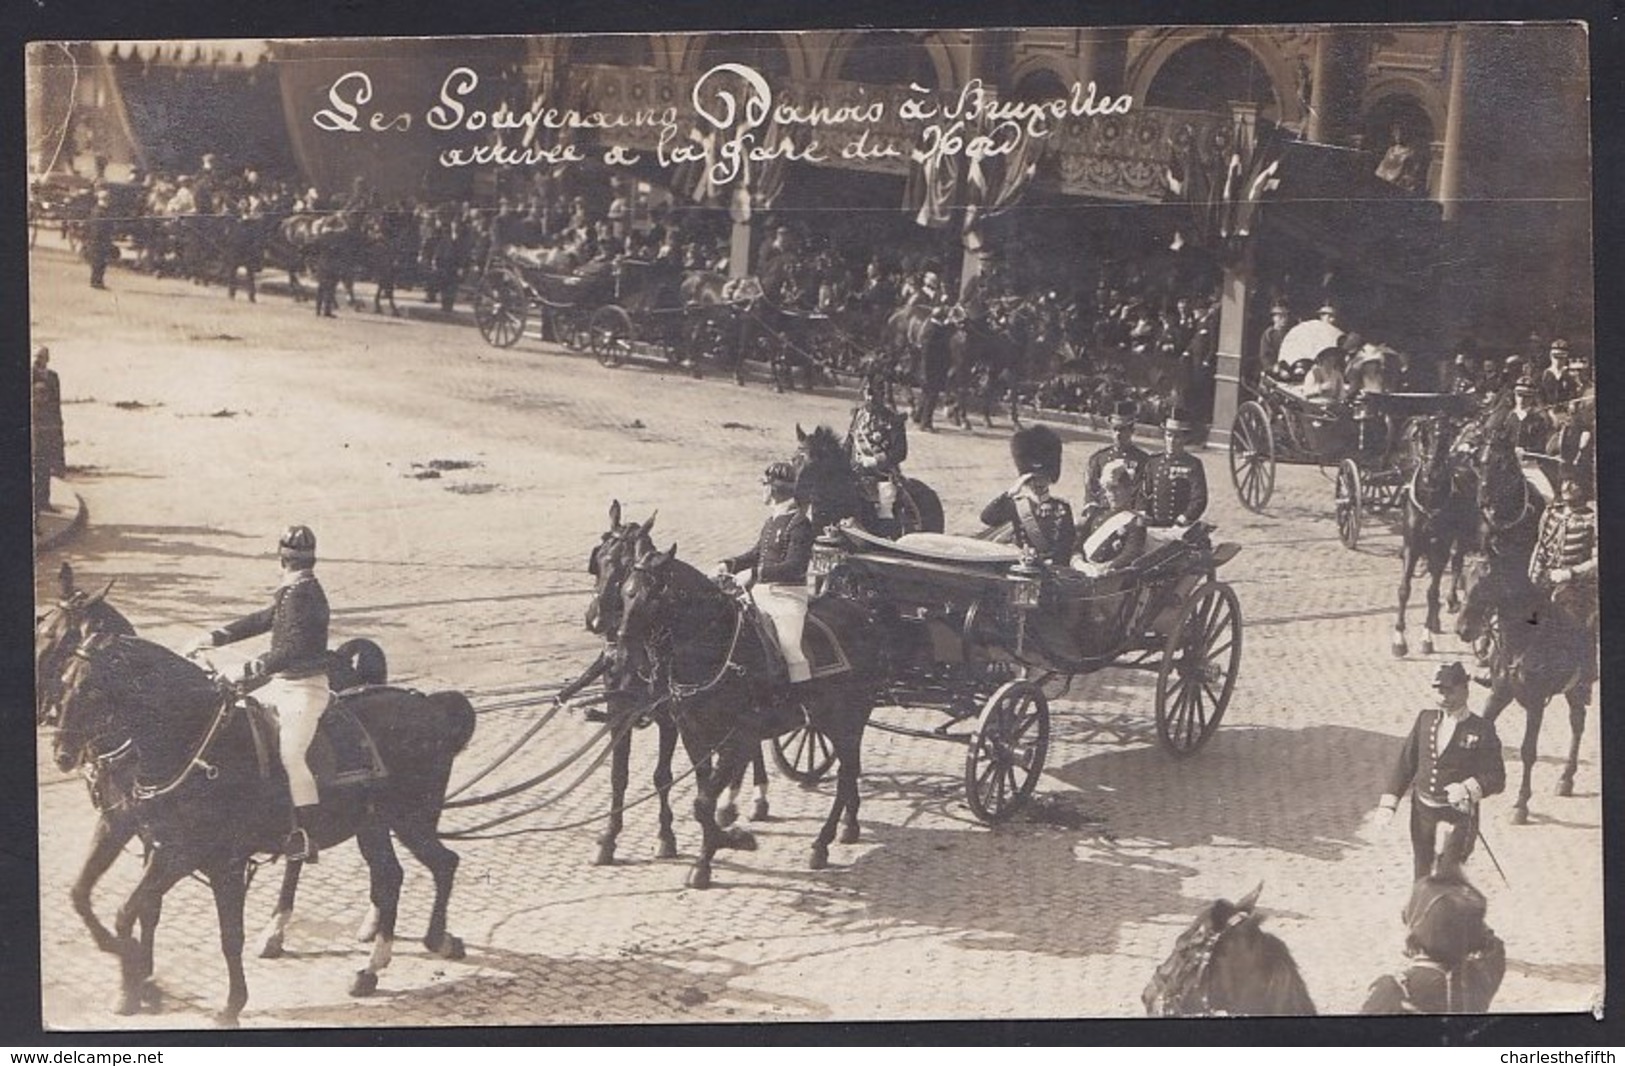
left=1373, top=661, right=1507, bottom=881
left=1140, top=409, right=1208, bottom=528
left=188, top=526, right=331, bottom=863
left=718, top=462, right=816, bottom=690
left=981, top=425, right=1076, bottom=566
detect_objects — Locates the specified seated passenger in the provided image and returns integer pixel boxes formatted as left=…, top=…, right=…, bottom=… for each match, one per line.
left=1300, top=346, right=1347, bottom=404
left=1073, top=460, right=1148, bottom=577
left=980, top=426, right=1075, bottom=566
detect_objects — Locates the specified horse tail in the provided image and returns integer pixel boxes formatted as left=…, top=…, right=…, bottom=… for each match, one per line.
left=428, top=690, right=478, bottom=753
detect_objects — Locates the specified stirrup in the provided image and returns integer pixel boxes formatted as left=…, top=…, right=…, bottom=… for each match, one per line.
left=284, top=827, right=318, bottom=864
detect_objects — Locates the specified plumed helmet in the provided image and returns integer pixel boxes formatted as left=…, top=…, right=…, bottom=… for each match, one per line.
left=278, top=524, right=317, bottom=564
left=1010, top=426, right=1062, bottom=482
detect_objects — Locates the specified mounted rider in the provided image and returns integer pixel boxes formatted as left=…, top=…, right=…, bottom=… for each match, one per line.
left=1528, top=467, right=1597, bottom=638
left=846, top=369, right=910, bottom=521
left=187, top=525, right=330, bottom=863
left=718, top=463, right=816, bottom=689
left=980, top=425, right=1076, bottom=566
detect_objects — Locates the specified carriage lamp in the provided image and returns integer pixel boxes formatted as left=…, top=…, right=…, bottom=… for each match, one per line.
left=809, top=541, right=847, bottom=591
left=1006, top=558, right=1046, bottom=609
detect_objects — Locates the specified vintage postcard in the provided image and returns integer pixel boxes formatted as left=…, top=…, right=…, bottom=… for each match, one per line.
left=27, top=24, right=1600, bottom=1031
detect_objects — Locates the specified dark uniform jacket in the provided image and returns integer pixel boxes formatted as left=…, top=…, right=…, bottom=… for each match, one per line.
left=848, top=404, right=909, bottom=473
left=1503, top=408, right=1553, bottom=454
left=981, top=491, right=1076, bottom=566
left=725, top=509, right=814, bottom=586
left=1084, top=441, right=1149, bottom=510
left=1385, top=709, right=1506, bottom=809
left=1141, top=452, right=1208, bottom=527
left=212, top=570, right=331, bottom=679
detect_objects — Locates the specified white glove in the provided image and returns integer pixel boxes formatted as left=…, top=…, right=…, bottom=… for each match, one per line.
left=1549, top=567, right=1572, bottom=584
left=1371, top=803, right=1395, bottom=830
left=1444, top=782, right=1474, bottom=810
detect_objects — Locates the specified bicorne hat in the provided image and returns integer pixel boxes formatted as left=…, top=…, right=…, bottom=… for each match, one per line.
left=1431, top=661, right=1469, bottom=690
left=1010, top=426, right=1062, bottom=483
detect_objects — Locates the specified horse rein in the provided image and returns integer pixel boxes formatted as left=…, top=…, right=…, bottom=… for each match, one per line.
left=624, top=557, right=749, bottom=710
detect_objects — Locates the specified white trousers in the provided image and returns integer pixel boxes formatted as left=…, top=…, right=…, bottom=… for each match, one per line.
left=754, top=584, right=811, bottom=683
left=259, top=674, right=329, bottom=808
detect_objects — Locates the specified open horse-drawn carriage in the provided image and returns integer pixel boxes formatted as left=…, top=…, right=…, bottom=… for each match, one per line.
left=803, top=520, right=1242, bottom=823
left=474, top=251, right=692, bottom=372
left=1228, top=375, right=1476, bottom=548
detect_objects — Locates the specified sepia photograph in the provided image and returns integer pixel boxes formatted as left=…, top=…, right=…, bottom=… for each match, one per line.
left=24, top=20, right=1603, bottom=1032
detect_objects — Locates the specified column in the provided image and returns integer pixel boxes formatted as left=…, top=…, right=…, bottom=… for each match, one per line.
left=727, top=186, right=754, bottom=280
left=1305, top=29, right=1337, bottom=142
left=1437, top=27, right=1472, bottom=223
left=1207, top=255, right=1253, bottom=449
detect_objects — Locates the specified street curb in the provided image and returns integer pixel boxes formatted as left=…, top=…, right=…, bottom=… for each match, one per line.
left=35, top=483, right=87, bottom=553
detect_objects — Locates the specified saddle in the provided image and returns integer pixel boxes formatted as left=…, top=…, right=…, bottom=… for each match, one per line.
left=244, top=687, right=390, bottom=792
left=745, top=597, right=855, bottom=687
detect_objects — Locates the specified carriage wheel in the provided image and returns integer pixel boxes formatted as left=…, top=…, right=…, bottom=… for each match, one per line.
left=1229, top=401, right=1276, bottom=512
left=965, top=680, right=1050, bottom=824
left=557, top=309, right=588, bottom=351
left=1155, top=581, right=1241, bottom=758
left=590, top=305, right=633, bottom=368
left=1335, top=458, right=1363, bottom=550
left=892, top=482, right=925, bottom=536
left=769, top=723, right=836, bottom=785
left=474, top=271, right=527, bottom=348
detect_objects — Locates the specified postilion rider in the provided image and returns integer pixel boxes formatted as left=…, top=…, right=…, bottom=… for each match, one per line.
left=188, top=526, right=331, bottom=863
left=1373, top=661, right=1507, bottom=882
left=717, top=462, right=816, bottom=693
left=847, top=371, right=909, bottom=521
left=980, top=425, right=1076, bottom=566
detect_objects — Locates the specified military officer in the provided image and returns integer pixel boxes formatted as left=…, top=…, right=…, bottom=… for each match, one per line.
left=847, top=371, right=909, bottom=520
left=1252, top=301, right=1292, bottom=388
left=1504, top=378, right=1553, bottom=455
left=981, top=425, right=1076, bottom=566
left=1084, top=399, right=1149, bottom=511
left=1374, top=661, right=1507, bottom=881
left=1538, top=339, right=1581, bottom=408
left=1528, top=468, right=1597, bottom=636
left=187, top=526, right=331, bottom=863
left=719, top=462, right=815, bottom=684
left=1140, top=410, right=1208, bottom=528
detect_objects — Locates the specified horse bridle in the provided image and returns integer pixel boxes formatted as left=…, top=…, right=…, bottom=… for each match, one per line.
left=1146, top=908, right=1255, bottom=1017
left=622, top=554, right=748, bottom=707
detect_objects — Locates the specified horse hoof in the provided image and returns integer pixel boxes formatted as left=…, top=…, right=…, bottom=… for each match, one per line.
left=810, top=846, right=830, bottom=871
left=752, top=798, right=771, bottom=822
left=139, top=979, right=163, bottom=1011
left=724, top=828, right=757, bottom=852
left=716, top=803, right=739, bottom=829
left=1511, top=807, right=1529, bottom=825
left=839, top=824, right=860, bottom=845
left=1557, top=778, right=1575, bottom=798
left=1421, top=636, right=1435, bottom=655
left=686, top=866, right=713, bottom=890
left=349, top=970, right=378, bottom=998
left=593, top=843, right=616, bottom=867
left=656, top=836, right=679, bottom=860
left=257, top=935, right=284, bottom=960
left=432, top=935, right=466, bottom=962
left=114, top=992, right=141, bottom=1017
left=215, top=1009, right=241, bottom=1029
left=1391, top=638, right=1408, bottom=658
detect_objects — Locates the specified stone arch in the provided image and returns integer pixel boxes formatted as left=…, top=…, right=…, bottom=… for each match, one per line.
left=823, top=30, right=952, bottom=89
left=564, top=34, right=655, bottom=69
left=1129, top=30, right=1300, bottom=124
left=681, top=32, right=795, bottom=80
left=1361, top=77, right=1446, bottom=146
left=1010, top=61, right=1074, bottom=101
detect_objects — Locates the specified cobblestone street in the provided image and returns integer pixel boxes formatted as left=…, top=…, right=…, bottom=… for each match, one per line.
left=30, top=246, right=1604, bottom=1030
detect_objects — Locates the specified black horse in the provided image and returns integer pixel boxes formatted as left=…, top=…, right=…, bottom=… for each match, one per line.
left=1471, top=435, right=1545, bottom=562
left=1143, top=884, right=1317, bottom=1016
left=1393, top=416, right=1474, bottom=657
left=50, top=618, right=467, bottom=1025
left=614, top=544, right=884, bottom=888
left=36, top=563, right=392, bottom=971
left=883, top=304, right=956, bottom=432
left=792, top=424, right=944, bottom=538
left=1455, top=553, right=1595, bottom=824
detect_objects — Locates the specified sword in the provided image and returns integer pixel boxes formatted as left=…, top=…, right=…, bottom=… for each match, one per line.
left=1476, top=822, right=1511, bottom=888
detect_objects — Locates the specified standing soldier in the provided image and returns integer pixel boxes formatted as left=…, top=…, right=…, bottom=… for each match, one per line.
left=1528, top=468, right=1598, bottom=637
left=1140, top=410, right=1208, bottom=528
left=1373, top=661, right=1507, bottom=881
left=84, top=186, right=116, bottom=290
left=187, top=526, right=332, bottom=863
left=1083, top=399, right=1148, bottom=511
left=31, top=346, right=65, bottom=517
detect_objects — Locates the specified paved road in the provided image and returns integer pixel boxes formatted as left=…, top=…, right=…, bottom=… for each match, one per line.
left=31, top=247, right=1603, bottom=1030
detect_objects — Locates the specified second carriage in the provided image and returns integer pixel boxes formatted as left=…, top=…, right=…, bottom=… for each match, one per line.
left=474, top=251, right=697, bottom=372
left=782, top=520, right=1242, bottom=823
left=1227, top=376, right=1476, bottom=549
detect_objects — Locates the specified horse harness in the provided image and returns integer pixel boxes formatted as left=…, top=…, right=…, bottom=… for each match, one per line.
left=626, top=555, right=750, bottom=714
left=1144, top=907, right=1255, bottom=1017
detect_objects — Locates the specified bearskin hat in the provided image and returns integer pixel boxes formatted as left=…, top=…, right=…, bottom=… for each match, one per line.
left=1010, top=426, right=1062, bottom=482
left=1403, top=871, right=1489, bottom=967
